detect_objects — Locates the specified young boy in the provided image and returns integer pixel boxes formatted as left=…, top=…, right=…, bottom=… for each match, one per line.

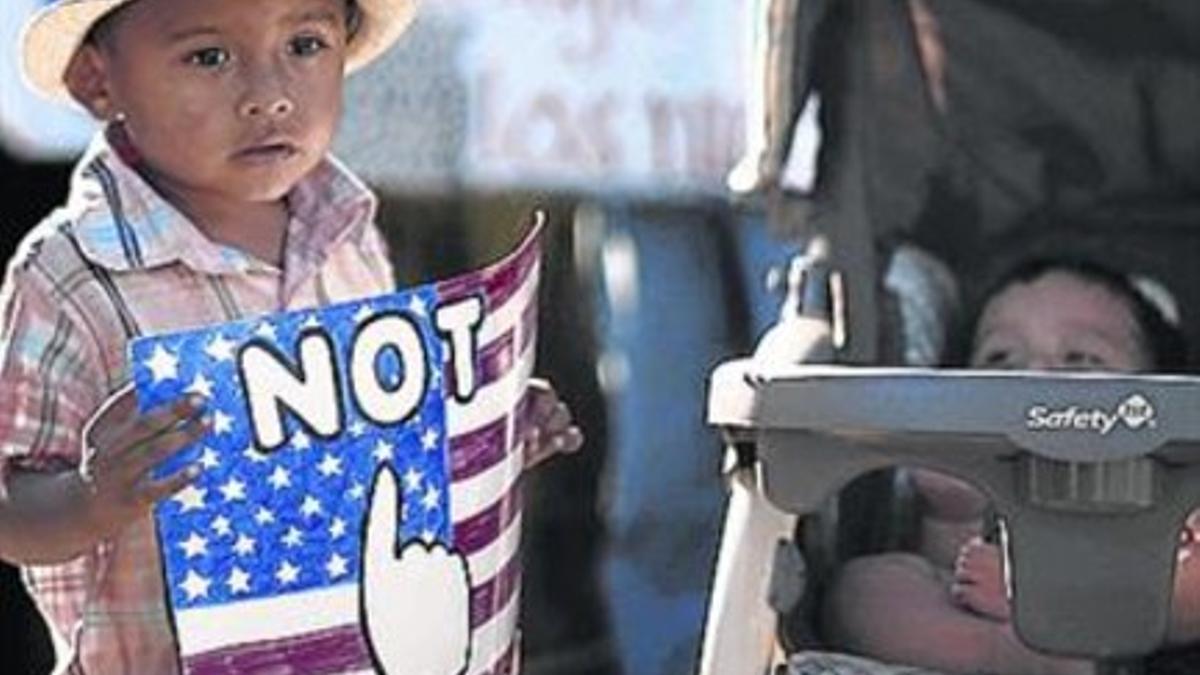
left=0, top=0, right=582, bottom=671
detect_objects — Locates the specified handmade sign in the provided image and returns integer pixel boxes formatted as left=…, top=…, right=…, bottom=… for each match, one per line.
left=132, top=224, right=542, bottom=675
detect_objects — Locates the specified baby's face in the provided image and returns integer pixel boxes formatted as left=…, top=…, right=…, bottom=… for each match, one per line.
left=969, top=271, right=1151, bottom=372
left=83, top=0, right=349, bottom=203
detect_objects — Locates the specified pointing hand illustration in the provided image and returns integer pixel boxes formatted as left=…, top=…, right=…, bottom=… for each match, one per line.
left=362, top=464, right=471, bottom=675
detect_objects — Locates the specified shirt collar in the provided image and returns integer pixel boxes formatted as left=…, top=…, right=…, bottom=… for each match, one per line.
left=65, top=131, right=378, bottom=276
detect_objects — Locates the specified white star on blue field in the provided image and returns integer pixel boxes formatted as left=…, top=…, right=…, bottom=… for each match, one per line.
left=130, top=287, right=450, bottom=609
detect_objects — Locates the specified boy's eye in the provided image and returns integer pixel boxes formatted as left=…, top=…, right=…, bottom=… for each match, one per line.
left=186, top=47, right=230, bottom=69
left=289, top=35, right=329, bottom=57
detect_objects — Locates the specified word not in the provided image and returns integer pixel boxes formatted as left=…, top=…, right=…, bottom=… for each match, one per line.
left=239, top=297, right=483, bottom=451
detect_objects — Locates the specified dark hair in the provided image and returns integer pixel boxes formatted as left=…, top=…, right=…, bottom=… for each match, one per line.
left=84, top=5, right=123, bottom=47
left=345, top=0, right=362, bottom=40
left=85, top=0, right=363, bottom=47
left=947, top=258, right=1188, bottom=372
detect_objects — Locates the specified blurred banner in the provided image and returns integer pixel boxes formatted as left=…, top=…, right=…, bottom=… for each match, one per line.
left=4, top=0, right=747, bottom=195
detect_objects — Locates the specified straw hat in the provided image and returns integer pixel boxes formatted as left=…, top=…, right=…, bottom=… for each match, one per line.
left=20, top=0, right=418, bottom=101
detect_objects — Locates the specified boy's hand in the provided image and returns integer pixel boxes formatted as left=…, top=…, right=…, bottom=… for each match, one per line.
left=522, top=378, right=583, bottom=470
left=78, top=384, right=208, bottom=539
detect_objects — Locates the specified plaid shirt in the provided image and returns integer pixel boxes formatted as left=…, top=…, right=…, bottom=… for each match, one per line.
left=0, top=132, right=395, bottom=674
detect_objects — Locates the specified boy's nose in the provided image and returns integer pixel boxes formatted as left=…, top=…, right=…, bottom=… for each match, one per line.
left=239, top=96, right=295, bottom=119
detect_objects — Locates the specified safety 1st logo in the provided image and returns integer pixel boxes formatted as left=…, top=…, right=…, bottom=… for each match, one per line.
left=1026, top=393, right=1157, bottom=435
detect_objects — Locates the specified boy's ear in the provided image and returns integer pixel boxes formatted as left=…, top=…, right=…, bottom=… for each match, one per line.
left=63, top=44, right=116, bottom=120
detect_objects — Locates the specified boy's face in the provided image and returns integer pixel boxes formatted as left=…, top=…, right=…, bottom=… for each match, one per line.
left=969, top=271, right=1152, bottom=372
left=70, top=0, right=349, bottom=204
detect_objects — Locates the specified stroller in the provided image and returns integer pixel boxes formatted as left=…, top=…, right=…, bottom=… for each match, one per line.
left=700, top=0, right=1200, bottom=673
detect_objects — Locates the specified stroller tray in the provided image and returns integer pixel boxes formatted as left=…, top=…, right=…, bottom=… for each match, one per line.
left=709, top=360, right=1200, bottom=657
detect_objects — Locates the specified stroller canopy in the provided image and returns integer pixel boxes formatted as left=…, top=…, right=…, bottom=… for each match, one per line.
left=801, top=0, right=1200, bottom=365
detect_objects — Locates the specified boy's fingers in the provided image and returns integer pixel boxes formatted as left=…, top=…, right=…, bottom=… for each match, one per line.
left=527, top=384, right=559, bottom=419
left=525, top=425, right=541, bottom=445
left=114, top=396, right=206, bottom=459
left=523, top=427, right=552, bottom=465
left=91, top=390, right=204, bottom=462
left=85, top=383, right=139, bottom=450
left=525, top=426, right=583, bottom=470
left=529, top=399, right=569, bottom=434
left=560, top=426, right=584, bottom=453
left=546, top=402, right=572, bottom=432
left=138, top=464, right=202, bottom=506
left=134, top=395, right=206, bottom=438
left=124, top=416, right=209, bottom=478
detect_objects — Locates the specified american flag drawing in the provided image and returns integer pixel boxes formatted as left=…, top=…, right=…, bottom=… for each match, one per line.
left=131, top=224, right=542, bottom=675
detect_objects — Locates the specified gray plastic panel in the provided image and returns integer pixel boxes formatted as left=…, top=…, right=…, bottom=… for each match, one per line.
left=712, top=361, right=1200, bottom=462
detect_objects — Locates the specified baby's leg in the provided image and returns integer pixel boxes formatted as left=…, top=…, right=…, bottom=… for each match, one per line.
left=823, top=552, right=1094, bottom=675
left=910, top=469, right=988, bottom=568
left=823, top=552, right=980, bottom=670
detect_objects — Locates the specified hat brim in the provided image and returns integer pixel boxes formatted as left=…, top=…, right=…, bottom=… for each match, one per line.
left=20, top=0, right=418, bottom=102
left=347, top=0, right=418, bottom=75
left=20, top=0, right=128, bottom=102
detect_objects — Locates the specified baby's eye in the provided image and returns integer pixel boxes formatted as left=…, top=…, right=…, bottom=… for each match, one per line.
left=1062, top=351, right=1105, bottom=369
left=975, top=349, right=1015, bottom=369
left=186, top=47, right=230, bottom=69
left=289, top=35, right=329, bottom=57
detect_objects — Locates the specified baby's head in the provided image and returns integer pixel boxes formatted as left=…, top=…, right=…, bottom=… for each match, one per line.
left=961, top=259, right=1186, bottom=373
left=20, top=0, right=415, bottom=202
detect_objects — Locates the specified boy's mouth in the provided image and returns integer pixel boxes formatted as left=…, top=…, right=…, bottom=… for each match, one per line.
left=233, top=141, right=299, bottom=164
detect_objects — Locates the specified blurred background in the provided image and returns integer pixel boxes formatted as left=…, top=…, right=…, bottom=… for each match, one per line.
left=0, top=1, right=799, bottom=673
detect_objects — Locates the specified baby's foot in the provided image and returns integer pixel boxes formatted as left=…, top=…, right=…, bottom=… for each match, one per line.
left=952, top=537, right=1010, bottom=620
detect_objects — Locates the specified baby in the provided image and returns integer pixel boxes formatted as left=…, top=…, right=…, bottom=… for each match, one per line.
left=824, top=258, right=1187, bottom=675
